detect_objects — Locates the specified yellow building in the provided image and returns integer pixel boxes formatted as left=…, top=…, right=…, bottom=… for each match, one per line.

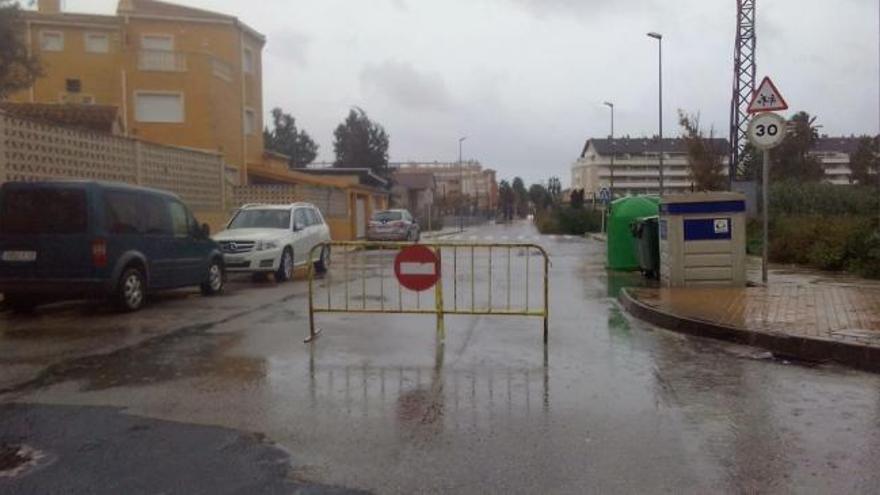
left=6, top=0, right=391, bottom=240
left=10, top=0, right=265, bottom=184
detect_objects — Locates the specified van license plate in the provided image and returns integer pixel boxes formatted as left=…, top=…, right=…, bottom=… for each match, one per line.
left=2, top=251, right=36, bottom=262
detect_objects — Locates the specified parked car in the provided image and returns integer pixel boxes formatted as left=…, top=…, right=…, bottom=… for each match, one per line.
left=367, top=209, right=420, bottom=242
left=0, top=181, right=225, bottom=313
left=212, top=203, right=331, bottom=281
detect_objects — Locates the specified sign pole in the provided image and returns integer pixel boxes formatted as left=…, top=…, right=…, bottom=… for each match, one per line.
left=762, top=148, right=770, bottom=284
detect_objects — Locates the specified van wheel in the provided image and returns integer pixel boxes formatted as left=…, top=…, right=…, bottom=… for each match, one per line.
left=5, top=294, right=38, bottom=314
left=275, top=248, right=294, bottom=282
left=201, top=260, right=224, bottom=296
left=314, top=247, right=330, bottom=274
left=116, top=268, right=146, bottom=312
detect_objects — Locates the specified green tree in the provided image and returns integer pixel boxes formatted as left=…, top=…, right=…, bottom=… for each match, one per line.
left=739, top=143, right=763, bottom=181
left=263, top=108, right=318, bottom=169
left=569, top=189, right=585, bottom=209
left=848, top=136, right=878, bottom=186
left=333, top=107, right=390, bottom=177
left=498, top=180, right=514, bottom=221
left=528, top=183, right=550, bottom=211
left=0, top=1, right=41, bottom=98
left=678, top=110, right=726, bottom=191
left=771, top=111, right=824, bottom=182
left=547, top=177, right=562, bottom=206
left=512, top=177, right=528, bottom=217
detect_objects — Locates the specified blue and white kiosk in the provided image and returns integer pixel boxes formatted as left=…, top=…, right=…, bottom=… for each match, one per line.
left=659, top=192, right=747, bottom=288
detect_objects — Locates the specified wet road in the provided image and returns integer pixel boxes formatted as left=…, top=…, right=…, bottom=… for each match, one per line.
left=3, top=221, right=880, bottom=494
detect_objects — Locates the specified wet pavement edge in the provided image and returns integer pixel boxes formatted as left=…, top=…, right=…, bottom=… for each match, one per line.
left=619, top=288, right=880, bottom=373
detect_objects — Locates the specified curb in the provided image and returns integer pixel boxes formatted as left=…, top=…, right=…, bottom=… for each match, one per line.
left=619, top=288, right=880, bottom=373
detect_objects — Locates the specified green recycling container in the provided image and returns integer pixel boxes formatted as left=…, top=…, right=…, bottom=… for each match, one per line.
left=607, top=197, right=660, bottom=271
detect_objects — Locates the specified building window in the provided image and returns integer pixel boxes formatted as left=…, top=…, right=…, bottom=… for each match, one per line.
left=243, top=47, right=255, bottom=74
left=135, top=92, right=184, bottom=123
left=141, top=34, right=174, bottom=51
left=85, top=33, right=109, bottom=53
left=211, top=58, right=233, bottom=82
left=65, top=79, right=81, bottom=93
left=244, top=108, right=257, bottom=135
left=40, top=30, right=64, bottom=52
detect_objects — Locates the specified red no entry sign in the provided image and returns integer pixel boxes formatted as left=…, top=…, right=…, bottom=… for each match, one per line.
left=394, top=245, right=441, bottom=292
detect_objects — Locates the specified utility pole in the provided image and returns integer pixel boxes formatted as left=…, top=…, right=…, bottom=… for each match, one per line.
left=729, top=0, right=758, bottom=183
left=603, top=101, right=615, bottom=200
left=647, top=32, right=664, bottom=195
left=458, top=136, right=467, bottom=232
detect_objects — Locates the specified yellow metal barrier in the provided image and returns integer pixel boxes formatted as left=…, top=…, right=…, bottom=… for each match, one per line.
left=305, top=241, right=550, bottom=344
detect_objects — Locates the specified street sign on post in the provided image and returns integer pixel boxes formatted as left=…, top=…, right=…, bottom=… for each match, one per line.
left=748, top=98, right=788, bottom=286
left=394, top=245, right=441, bottom=292
left=598, top=187, right=611, bottom=205
left=747, top=77, right=789, bottom=114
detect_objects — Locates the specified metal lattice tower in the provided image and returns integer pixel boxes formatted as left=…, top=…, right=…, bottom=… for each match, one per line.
left=729, top=0, right=757, bottom=179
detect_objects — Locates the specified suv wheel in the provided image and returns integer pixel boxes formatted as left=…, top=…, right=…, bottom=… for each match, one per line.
left=275, top=248, right=294, bottom=282
left=5, top=294, right=38, bottom=314
left=314, top=246, right=330, bottom=274
left=117, top=268, right=146, bottom=312
left=201, top=260, right=224, bottom=295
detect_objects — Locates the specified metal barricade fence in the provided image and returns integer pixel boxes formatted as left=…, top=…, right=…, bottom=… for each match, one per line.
left=305, top=241, right=550, bottom=344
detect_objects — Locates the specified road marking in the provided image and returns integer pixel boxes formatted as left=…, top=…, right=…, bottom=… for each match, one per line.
left=469, top=235, right=478, bottom=241
left=517, top=236, right=526, bottom=241
left=564, top=235, right=573, bottom=240
left=501, top=236, right=509, bottom=241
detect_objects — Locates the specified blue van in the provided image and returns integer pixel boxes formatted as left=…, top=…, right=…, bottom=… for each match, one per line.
left=0, top=181, right=225, bottom=312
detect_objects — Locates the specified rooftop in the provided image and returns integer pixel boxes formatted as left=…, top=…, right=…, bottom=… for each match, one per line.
left=392, top=171, right=435, bottom=190
left=581, top=137, right=730, bottom=157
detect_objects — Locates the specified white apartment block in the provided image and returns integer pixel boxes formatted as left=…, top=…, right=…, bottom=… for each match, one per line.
left=571, top=138, right=729, bottom=197
left=571, top=136, right=869, bottom=196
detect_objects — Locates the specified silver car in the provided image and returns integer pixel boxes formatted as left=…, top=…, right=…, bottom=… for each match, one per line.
left=367, top=209, right=420, bottom=242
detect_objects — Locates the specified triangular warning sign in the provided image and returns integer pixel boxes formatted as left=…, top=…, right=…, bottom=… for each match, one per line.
left=747, top=76, right=789, bottom=113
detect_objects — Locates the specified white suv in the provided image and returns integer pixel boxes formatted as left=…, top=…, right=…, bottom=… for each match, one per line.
left=213, top=203, right=331, bottom=281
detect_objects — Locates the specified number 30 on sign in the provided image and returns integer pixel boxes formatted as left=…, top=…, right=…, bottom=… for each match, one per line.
left=747, top=112, right=786, bottom=150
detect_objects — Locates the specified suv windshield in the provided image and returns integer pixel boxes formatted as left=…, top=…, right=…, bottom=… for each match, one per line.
left=228, top=209, right=291, bottom=230
left=0, top=188, right=88, bottom=234
left=372, top=211, right=402, bottom=222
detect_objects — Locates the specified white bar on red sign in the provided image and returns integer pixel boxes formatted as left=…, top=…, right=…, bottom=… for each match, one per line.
left=399, top=262, right=436, bottom=276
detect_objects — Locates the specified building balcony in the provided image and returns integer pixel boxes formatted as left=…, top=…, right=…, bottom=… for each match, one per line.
left=138, top=49, right=188, bottom=72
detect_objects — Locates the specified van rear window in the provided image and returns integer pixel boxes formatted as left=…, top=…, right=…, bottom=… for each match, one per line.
left=0, top=188, right=88, bottom=234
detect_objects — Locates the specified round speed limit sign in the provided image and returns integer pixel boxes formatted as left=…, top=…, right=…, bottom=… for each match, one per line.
left=748, top=112, right=786, bottom=150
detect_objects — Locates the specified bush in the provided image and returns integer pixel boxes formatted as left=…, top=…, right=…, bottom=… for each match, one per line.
left=534, top=207, right=602, bottom=235
left=770, top=180, right=879, bottom=217
left=765, top=214, right=880, bottom=276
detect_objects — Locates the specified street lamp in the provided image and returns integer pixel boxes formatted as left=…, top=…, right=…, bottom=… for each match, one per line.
left=603, top=101, right=615, bottom=201
left=458, top=136, right=467, bottom=232
left=647, top=31, right=664, bottom=196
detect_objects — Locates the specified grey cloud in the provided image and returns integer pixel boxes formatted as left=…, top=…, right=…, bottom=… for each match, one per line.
left=504, top=0, right=657, bottom=20
left=390, top=0, right=408, bottom=12
left=267, top=31, right=311, bottom=68
left=360, top=61, right=453, bottom=111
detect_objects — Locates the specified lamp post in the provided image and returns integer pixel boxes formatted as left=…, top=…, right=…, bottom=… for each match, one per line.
left=647, top=31, right=665, bottom=196
left=603, top=101, right=615, bottom=200
left=458, top=136, right=467, bottom=232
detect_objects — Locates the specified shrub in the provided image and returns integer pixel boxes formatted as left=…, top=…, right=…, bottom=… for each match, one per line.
left=770, top=180, right=879, bottom=217
left=766, top=214, right=880, bottom=275
left=534, top=207, right=602, bottom=235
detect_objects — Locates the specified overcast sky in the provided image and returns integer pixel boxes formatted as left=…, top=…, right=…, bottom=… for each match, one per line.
left=63, top=0, right=879, bottom=185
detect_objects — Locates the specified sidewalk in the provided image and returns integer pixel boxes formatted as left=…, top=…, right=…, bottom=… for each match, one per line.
left=621, top=260, right=880, bottom=372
